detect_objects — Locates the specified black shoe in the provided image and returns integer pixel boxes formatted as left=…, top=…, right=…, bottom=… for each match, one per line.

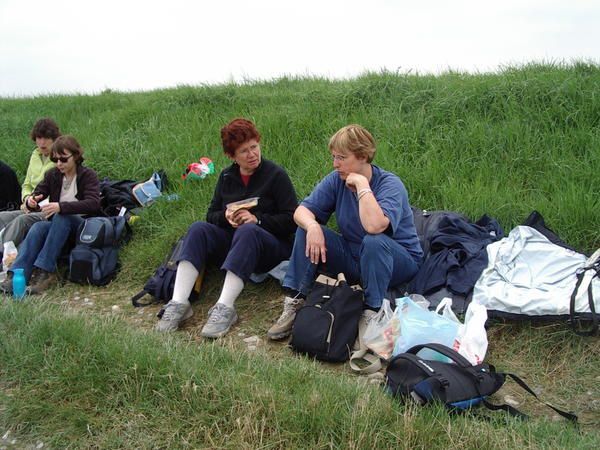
left=0, top=272, right=13, bottom=295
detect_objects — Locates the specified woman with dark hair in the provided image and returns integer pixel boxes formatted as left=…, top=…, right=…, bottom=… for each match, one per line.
left=0, top=135, right=101, bottom=295
left=156, top=118, right=298, bottom=338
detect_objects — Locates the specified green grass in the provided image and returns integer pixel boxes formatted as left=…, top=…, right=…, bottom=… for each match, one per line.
left=0, top=301, right=596, bottom=449
left=1, top=62, right=599, bottom=448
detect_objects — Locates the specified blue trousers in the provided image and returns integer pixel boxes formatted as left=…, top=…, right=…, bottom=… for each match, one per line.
left=177, top=222, right=292, bottom=283
left=282, top=226, right=420, bottom=308
left=11, top=214, right=84, bottom=281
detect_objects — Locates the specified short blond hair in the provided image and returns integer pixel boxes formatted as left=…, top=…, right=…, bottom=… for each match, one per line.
left=328, top=124, right=376, bottom=163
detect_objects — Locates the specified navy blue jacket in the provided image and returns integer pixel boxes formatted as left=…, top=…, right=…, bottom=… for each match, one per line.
left=408, top=215, right=503, bottom=296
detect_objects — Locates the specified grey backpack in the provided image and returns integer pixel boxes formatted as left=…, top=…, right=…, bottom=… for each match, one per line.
left=69, top=216, right=130, bottom=286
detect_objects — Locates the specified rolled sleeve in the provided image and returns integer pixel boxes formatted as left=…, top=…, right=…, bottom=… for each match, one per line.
left=300, top=173, right=338, bottom=224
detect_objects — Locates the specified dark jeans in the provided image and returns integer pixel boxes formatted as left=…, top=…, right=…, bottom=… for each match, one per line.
left=177, top=222, right=292, bottom=283
left=282, top=226, right=420, bottom=308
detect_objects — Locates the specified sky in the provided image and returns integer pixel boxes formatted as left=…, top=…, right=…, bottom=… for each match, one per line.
left=1, top=0, right=599, bottom=97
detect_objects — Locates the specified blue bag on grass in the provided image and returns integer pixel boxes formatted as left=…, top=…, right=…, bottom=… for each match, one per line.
left=393, top=297, right=460, bottom=362
left=132, top=171, right=168, bottom=207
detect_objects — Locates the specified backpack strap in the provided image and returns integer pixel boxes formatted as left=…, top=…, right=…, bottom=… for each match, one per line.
left=131, top=290, right=154, bottom=307
left=118, top=220, right=132, bottom=246
left=349, top=348, right=383, bottom=375
left=483, top=372, right=578, bottom=423
left=406, top=343, right=473, bottom=368
left=570, top=261, right=599, bottom=336
left=480, top=397, right=529, bottom=420
left=349, top=309, right=384, bottom=375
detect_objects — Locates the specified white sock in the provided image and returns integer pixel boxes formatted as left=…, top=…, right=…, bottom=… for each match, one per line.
left=171, top=260, right=198, bottom=305
left=215, top=271, right=244, bottom=309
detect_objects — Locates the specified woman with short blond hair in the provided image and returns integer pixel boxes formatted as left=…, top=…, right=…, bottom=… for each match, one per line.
left=268, top=124, right=423, bottom=340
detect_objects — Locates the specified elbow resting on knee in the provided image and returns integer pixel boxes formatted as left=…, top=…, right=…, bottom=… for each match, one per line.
left=363, top=223, right=387, bottom=235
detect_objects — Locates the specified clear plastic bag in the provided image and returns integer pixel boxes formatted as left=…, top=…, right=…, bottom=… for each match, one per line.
left=363, top=299, right=399, bottom=360
left=226, top=197, right=259, bottom=212
left=2, top=241, right=18, bottom=270
left=392, top=297, right=460, bottom=362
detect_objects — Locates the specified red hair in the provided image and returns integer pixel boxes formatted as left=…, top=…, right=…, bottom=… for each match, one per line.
left=220, top=118, right=261, bottom=156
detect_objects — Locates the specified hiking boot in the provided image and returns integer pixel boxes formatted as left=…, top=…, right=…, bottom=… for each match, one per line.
left=200, top=303, right=238, bottom=339
left=155, top=300, right=193, bottom=332
left=28, top=268, right=58, bottom=295
left=267, top=295, right=305, bottom=340
left=0, top=272, right=13, bottom=295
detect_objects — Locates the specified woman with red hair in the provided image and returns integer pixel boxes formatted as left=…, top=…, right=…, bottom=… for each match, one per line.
left=156, top=118, right=298, bottom=338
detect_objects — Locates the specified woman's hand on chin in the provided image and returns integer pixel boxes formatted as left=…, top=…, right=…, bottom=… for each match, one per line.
left=345, top=173, right=369, bottom=192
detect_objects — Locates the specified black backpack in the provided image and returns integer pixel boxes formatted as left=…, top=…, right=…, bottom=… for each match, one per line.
left=290, top=274, right=364, bottom=362
left=99, top=178, right=139, bottom=216
left=99, top=171, right=169, bottom=216
left=386, top=343, right=577, bottom=422
left=69, top=216, right=131, bottom=286
left=130, top=237, right=202, bottom=307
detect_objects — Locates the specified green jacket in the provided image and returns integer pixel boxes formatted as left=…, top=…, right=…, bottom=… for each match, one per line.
left=21, top=148, right=55, bottom=201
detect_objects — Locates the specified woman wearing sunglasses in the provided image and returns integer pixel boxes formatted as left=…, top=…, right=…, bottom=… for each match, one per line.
left=1, top=135, right=100, bottom=295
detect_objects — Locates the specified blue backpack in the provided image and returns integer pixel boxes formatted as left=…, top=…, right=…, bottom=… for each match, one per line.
left=69, top=216, right=130, bottom=286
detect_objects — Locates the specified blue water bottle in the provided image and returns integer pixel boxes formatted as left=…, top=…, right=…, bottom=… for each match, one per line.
left=12, top=268, right=26, bottom=300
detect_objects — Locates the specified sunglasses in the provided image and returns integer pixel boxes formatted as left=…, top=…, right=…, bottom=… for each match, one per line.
left=50, top=154, right=73, bottom=163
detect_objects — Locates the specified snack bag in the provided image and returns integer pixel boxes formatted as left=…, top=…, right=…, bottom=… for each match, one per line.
left=362, top=299, right=399, bottom=360
left=226, top=197, right=259, bottom=213
left=2, top=241, right=18, bottom=270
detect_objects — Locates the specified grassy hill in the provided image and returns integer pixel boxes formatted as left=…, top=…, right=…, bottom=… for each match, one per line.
left=1, top=63, right=599, bottom=448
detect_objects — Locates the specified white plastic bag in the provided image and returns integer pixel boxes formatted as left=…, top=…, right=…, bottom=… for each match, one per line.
left=2, top=241, right=18, bottom=270
left=453, top=302, right=488, bottom=365
left=363, top=299, right=399, bottom=360
left=437, top=297, right=460, bottom=324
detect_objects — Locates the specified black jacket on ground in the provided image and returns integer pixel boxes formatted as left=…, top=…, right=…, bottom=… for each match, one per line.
left=408, top=214, right=504, bottom=296
left=206, top=159, right=298, bottom=241
left=0, top=161, right=21, bottom=211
